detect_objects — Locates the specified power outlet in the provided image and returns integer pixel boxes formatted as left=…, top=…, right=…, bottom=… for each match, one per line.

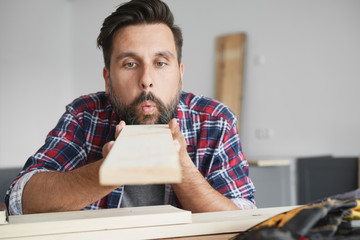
left=255, top=128, right=274, bottom=140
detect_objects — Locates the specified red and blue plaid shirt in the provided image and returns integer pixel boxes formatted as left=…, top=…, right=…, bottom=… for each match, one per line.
left=6, top=91, right=256, bottom=213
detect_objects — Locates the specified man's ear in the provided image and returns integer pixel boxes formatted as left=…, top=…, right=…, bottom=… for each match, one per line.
left=179, top=62, right=184, bottom=90
left=103, top=67, right=110, bottom=94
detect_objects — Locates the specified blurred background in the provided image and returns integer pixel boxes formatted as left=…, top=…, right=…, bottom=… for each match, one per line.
left=1, top=0, right=359, bottom=206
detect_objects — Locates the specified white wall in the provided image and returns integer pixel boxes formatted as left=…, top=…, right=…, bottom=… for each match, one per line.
left=0, top=0, right=73, bottom=168
left=167, top=0, right=360, bottom=158
left=1, top=0, right=359, bottom=168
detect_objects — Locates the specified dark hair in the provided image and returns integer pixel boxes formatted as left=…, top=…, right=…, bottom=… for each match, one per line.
left=97, top=0, right=183, bottom=69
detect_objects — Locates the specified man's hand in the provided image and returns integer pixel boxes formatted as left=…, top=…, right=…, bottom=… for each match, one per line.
left=102, top=120, right=126, bottom=158
left=168, top=118, right=240, bottom=213
left=22, top=121, right=126, bottom=214
left=168, top=119, right=192, bottom=167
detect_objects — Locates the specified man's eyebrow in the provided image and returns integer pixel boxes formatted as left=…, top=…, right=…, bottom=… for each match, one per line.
left=155, top=50, right=175, bottom=59
left=115, top=52, right=137, bottom=62
left=115, top=50, right=175, bottom=62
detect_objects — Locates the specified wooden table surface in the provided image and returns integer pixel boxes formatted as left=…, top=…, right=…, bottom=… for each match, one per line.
left=0, top=205, right=298, bottom=240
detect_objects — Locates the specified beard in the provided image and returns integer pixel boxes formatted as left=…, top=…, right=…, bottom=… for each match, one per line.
left=108, top=80, right=181, bottom=125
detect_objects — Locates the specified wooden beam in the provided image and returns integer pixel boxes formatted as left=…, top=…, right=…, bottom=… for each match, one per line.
left=0, top=202, right=8, bottom=225
left=215, top=33, right=246, bottom=131
left=248, top=160, right=290, bottom=167
left=1, top=206, right=299, bottom=240
left=1, top=205, right=191, bottom=239
left=99, top=124, right=181, bottom=185
left=0, top=206, right=297, bottom=240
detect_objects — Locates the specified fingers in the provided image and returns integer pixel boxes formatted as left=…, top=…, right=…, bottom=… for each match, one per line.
left=103, top=121, right=126, bottom=158
left=115, top=120, right=126, bottom=139
left=169, top=118, right=180, bottom=137
left=102, top=141, right=115, bottom=158
left=169, top=118, right=193, bottom=168
left=173, top=139, right=181, bottom=153
left=169, top=118, right=185, bottom=150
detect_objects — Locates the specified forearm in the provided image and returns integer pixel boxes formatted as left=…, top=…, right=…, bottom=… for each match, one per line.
left=169, top=119, right=239, bottom=213
left=22, top=159, right=118, bottom=214
left=172, top=157, right=239, bottom=213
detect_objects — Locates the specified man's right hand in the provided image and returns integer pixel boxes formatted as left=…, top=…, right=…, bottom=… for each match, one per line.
left=102, top=120, right=126, bottom=158
left=22, top=121, right=126, bottom=214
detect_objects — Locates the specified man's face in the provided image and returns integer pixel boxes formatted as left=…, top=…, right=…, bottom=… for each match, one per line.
left=103, top=23, right=184, bottom=124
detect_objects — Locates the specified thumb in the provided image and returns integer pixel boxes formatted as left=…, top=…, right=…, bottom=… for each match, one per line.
left=169, top=118, right=180, bottom=137
left=102, top=141, right=115, bottom=158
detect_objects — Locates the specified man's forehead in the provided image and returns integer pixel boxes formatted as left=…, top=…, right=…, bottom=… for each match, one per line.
left=112, top=23, right=177, bottom=56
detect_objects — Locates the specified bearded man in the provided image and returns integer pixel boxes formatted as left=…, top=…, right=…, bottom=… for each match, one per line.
left=5, top=0, right=256, bottom=215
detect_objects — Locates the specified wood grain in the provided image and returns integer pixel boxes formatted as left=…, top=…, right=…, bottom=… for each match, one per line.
left=1, top=205, right=191, bottom=239
left=215, top=33, right=246, bottom=131
left=1, top=205, right=299, bottom=240
left=99, top=124, right=181, bottom=185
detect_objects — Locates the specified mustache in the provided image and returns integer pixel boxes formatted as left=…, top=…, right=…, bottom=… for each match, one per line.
left=130, top=91, right=176, bottom=125
left=108, top=80, right=179, bottom=125
left=131, top=91, right=166, bottom=110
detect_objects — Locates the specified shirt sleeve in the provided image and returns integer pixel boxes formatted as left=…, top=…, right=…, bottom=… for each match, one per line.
left=8, top=169, right=50, bottom=215
left=231, top=197, right=257, bottom=210
left=206, top=117, right=256, bottom=207
left=5, top=107, right=88, bottom=214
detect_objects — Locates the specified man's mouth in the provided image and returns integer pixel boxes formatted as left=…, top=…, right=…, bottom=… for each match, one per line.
left=140, top=101, right=156, bottom=114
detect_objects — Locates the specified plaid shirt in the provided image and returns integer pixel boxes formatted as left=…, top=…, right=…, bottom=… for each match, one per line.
left=6, top=91, right=256, bottom=214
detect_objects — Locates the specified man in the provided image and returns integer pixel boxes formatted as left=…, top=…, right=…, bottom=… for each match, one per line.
left=5, top=0, right=256, bottom=215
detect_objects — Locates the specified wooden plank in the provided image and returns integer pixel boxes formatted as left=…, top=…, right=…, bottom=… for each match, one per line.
left=0, top=205, right=191, bottom=239
left=215, top=33, right=246, bottom=131
left=1, top=206, right=299, bottom=240
left=161, top=233, right=239, bottom=240
left=248, top=160, right=290, bottom=167
left=0, top=202, right=8, bottom=225
left=99, top=124, right=181, bottom=185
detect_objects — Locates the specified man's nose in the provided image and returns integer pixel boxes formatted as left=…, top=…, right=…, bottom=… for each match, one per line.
left=139, top=65, right=154, bottom=90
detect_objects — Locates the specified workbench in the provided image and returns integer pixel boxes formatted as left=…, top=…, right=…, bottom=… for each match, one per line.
left=0, top=205, right=298, bottom=240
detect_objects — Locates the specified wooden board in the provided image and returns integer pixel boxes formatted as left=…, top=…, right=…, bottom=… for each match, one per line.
left=161, top=233, right=239, bottom=240
left=99, top=124, right=181, bottom=185
left=248, top=160, right=290, bottom=167
left=215, top=33, right=246, bottom=131
left=0, top=206, right=299, bottom=240
left=0, top=205, right=191, bottom=239
left=0, top=202, right=8, bottom=225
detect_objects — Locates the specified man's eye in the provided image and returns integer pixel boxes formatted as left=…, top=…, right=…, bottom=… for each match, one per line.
left=124, top=62, right=137, bottom=68
left=156, top=62, right=166, bottom=67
